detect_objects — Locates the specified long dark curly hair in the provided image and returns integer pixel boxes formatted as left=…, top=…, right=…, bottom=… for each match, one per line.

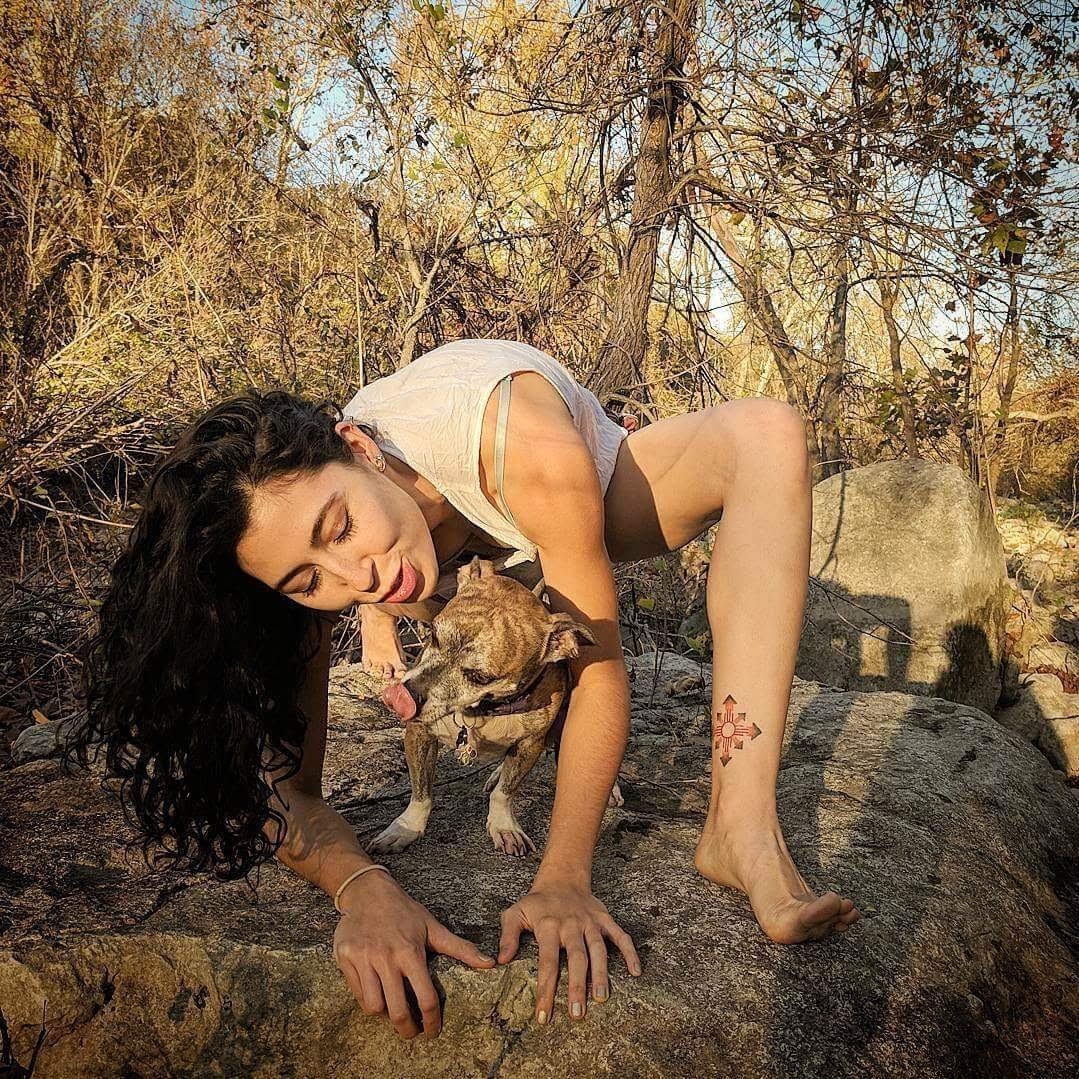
left=64, top=388, right=366, bottom=881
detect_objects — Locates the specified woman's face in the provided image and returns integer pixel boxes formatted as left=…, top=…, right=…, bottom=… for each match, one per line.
left=235, top=440, right=439, bottom=613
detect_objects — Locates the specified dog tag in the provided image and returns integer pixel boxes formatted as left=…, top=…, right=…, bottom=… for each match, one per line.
left=455, top=725, right=477, bottom=766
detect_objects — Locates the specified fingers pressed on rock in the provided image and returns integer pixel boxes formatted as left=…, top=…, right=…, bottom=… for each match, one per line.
left=430, top=918, right=495, bottom=968
left=535, top=931, right=562, bottom=1023
left=565, top=939, right=589, bottom=1019
left=378, top=965, right=421, bottom=1039
left=498, top=908, right=524, bottom=964
left=585, top=929, right=609, bottom=1003
left=601, top=916, right=641, bottom=976
left=404, top=961, right=442, bottom=1039
left=337, top=958, right=366, bottom=1008
left=358, top=964, right=387, bottom=1016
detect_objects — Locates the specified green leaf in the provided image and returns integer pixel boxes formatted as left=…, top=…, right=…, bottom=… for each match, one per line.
left=636, top=596, right=656, bottom=611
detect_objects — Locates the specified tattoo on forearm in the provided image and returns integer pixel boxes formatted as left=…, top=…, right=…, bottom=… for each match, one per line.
left=713, top=694, right=762, bottom=766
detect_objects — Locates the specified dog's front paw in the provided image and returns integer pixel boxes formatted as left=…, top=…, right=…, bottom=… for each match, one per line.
left=607, top=781, right=625, bottom=808
left=488, top=825, right=536, bottom=858
left=367, top=817, right=423, bottom=854
left=487, top=805, right=535, bottom=858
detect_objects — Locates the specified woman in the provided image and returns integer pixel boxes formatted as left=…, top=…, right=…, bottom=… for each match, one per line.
left=72, top=338, right=858, bottom=1041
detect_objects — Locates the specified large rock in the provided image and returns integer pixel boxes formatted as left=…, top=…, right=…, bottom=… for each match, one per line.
left=1, top=659, right=1077, bottom=1078
left=798, top=460, right=1009, bottom=714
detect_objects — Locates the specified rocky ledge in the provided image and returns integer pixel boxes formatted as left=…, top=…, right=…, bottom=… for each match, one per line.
left=1, top=654, right=1077, bottom=1077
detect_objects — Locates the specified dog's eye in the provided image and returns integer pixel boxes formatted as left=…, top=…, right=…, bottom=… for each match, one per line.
left=463, top=668, right=498, bottom=686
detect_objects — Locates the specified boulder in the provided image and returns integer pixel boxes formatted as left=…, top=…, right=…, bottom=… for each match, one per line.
left=994, top=673, right=1079, bottom=775
left=798, top=460, right=1009, bottom=714
left=1038, top=717, right=1079, bottom=781
left=10, top=719, right=73, bottom=765
left=1, top=659, right=1077, bottom=1078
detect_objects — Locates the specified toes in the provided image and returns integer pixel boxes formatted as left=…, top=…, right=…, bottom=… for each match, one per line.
left=838, top=905, right=861, bottom=925
left=800, top=891, right=843, bottom=930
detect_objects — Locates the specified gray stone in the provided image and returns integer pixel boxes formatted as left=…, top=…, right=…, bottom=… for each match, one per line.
left=994, top=694, right=1046, bottom=743
left=1022, top=672, right=1073, bottom=719
left=0, top=658, right=1077, bottom=1078
left=798, top=460, right=1009, bottom=714
left=1038, top=717, right=1079, bottom=780
left=10, top=719, right=73, bottom=764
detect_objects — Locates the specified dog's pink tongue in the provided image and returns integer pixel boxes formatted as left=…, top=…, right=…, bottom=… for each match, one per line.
left=382, top=682, right=417, bottom=723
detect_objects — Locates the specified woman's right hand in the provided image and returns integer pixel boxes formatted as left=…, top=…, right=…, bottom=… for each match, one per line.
left=333, top=869, right=496, bottom=1039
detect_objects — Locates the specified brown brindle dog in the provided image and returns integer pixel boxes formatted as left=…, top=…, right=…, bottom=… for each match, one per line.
left=371, top=556, right=618, bottom=857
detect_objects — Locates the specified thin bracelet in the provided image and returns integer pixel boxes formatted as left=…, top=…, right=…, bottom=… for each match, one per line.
left=333, top=863, right=391, bottom=913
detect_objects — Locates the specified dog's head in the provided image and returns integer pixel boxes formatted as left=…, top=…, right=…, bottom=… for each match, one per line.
left=381, top=557, right=595, bottom=728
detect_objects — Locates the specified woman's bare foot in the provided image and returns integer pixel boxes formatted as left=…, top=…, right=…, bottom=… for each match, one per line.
left=693, top=818, right=860, bottom=944
left=359, top=605, right=408, bottom=680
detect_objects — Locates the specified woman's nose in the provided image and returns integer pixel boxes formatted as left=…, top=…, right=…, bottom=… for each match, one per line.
left=326, top=552, right=376, bottom=596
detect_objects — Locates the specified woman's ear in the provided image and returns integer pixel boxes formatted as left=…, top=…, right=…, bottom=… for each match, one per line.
left=334, top=419, right=379, bottom=464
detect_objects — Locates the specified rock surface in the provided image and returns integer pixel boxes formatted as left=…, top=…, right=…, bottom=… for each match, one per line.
left=10, top=719, right=73, bottom=765
left=798, top=460, right=1009, bottom=714
left=1, top=658, right=1078, bottom=1078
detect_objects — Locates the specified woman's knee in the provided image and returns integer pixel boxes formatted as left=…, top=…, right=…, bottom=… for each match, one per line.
left=716, top=399, right=810, bottom=487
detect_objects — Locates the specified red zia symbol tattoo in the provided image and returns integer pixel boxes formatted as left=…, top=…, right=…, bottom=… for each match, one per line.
left=713, top=694, right=762, bottom=766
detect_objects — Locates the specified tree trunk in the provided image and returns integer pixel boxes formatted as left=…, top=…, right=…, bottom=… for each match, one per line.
left=817, top=243, right=850, bottom=477
left=987, top=273, right=1022, bottom=495
left=699, top=200, right=819, bottom=470
left=876, top=275, right=919, bottom=459
left=591, top=0, right=698, bottom=399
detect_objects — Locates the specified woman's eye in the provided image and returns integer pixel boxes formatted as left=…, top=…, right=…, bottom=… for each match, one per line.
left=334, top=511, right=353, bottom=545
left=302, top=569, right=321, bottom=597
left=464, top=668, right=497, bottom=685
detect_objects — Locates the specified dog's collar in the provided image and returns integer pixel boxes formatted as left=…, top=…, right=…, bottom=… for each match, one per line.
left=466, top=666, right=552, bottom=717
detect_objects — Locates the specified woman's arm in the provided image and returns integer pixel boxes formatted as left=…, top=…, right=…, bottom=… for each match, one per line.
left=261, top=614, right=494, bottom=1039
left=489, top=379, right=641, bottom=1023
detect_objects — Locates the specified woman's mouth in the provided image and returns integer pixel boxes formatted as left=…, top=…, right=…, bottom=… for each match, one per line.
left=382, top=557, right=418, bottom=603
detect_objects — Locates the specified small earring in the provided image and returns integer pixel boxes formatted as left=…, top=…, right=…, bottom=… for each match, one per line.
left=374, top=452, right=386, bottom=473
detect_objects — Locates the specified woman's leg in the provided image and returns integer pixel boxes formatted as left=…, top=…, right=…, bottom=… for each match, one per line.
left=602, top=398, right=859, bottom=943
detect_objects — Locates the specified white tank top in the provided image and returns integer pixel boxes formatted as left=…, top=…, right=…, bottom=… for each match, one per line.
left=341, top=339, right=629, bottom=568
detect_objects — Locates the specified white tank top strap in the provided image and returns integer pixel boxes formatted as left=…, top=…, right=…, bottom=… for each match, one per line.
left=493, top=374, right=517, bottom=529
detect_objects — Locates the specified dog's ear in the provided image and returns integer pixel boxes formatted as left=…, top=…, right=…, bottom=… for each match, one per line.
left=457, top=556, right=497, bottom=587
left=541, top=613, right=597, bottom=663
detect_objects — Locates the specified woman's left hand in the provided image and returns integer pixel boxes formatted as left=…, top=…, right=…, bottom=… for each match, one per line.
left=497, top=872, right=641, bottom=1023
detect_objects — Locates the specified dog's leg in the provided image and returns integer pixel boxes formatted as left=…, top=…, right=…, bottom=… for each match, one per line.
left=367, top=723, right=438, bottom=854
left=484, top=761, right=503, bottom=794
left=487, top=734, right=546, bottom=857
